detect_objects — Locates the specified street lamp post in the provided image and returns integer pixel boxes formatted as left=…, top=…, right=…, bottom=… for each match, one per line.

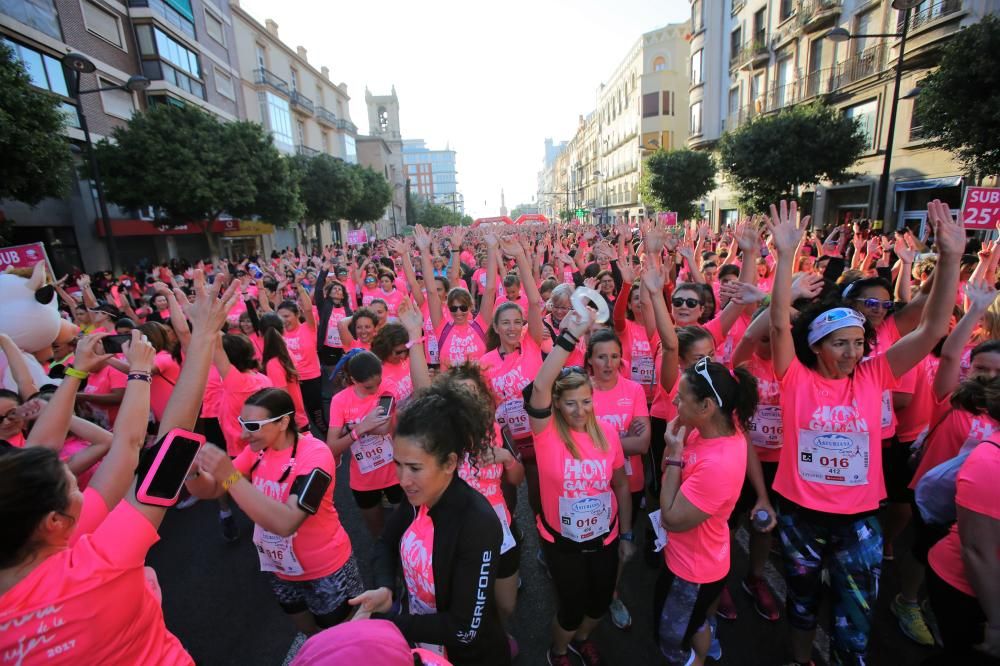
left=61, top=53, right=149, bottom=273
left=826, top=0, right=922, bottom=228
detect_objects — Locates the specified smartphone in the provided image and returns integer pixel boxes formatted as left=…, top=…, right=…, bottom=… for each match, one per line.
left=135, top=429, right=205, bottom=506
left=294, top=468, right=332, bottom=515
left=500, top=425, right=521, bottom=462
left=100, top=334, right=131, bottom=355
left=377, top=394, right=394, bottom=416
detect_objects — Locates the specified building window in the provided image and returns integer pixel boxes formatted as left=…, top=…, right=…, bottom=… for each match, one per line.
left=691, top=49, right=703, bottom=85
left=135, top=0, right=195, bottom=40
left=729, top=86, right=741, bottom=116
left=261, top=91, right=294, bottom=151
left=290, top=68, right=298, bottom=92
left=691, top=0, right=703, bottom=32
left=204, top=9, right=224, bottom=45
left=255, top=44, right=266, bottom=69
left=642, top=92, right=659, bottom=118
left=136, top=25, right=204, bottom=98
left=295, top=119, right=305, bottom=145
left=730, top=27, right=742, bottom=57
left=690, top=101, right=703, bottom=136
left=97, top=77, right=135, bottom=119
left=753, top=7, right=767, bottom=43
left=0, top=0, right=62, bottom=40
left=662, top=91, right=672, bottom=115
left=82, top=1, right=123, bottom=48
left=344, top=134, right=357, bottom=164
left=845, top=99, right=878, bottom=151
left=779, top=0, right=795, bottom=22
left=1, top=37, right=78, bottom=127
left=213, top=66, right=234, bottom=99
left=652, top=55, right=666, bottom=72
left=321, top=130, right=330, bottom=153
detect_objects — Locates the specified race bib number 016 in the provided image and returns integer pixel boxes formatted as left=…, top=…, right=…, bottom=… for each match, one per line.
left=558, top=492, right=612, bottom=542
left=797, top=429, right=869, bottom=486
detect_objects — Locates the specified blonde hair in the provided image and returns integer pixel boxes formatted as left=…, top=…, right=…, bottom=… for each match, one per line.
left=551, top=371, right=609, bottom=459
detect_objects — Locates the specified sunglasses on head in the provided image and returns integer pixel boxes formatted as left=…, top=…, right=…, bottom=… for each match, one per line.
left=854, top=298, right=894, bottom=311
left=238, top=412, right=293, bottom=432
left=672, top=297, right=702, bottom=309
left=693, top=357, right=723, bottom=407
left=559, top=365, right=587, bottom=379
left=449, top=304, right=469, bottom=313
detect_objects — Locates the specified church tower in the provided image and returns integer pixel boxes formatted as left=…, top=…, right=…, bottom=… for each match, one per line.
left=365, top=86, right=402, bottom=141
left=500, top=189, right=508, bottom=217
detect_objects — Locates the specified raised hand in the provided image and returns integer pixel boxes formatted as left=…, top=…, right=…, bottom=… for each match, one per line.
left=894, top=237, right=917, bottom=264
left=662, top=417, right=686, bottom=463
left=791, top=273, right=825, bottom=301
left=187, top=270, right=240, bottom=335
left=122, top=328, right=156, bottom=373
left=397, top=299, right=424, bottom=337
left=73, top=333, right=112, bottom=374
left=413, top=225, right=432, bottom=252
left=928, top=199, right=964, bottom=256
left=964, top=277, right=999, bottom=313
left=722, top=281, right=766, bottom=306
left=765, top=200, right=808, bottom=257
left=734, top=218, right=761, bottom=253
left=641, top=264, right=665, bottom=292
left=498, top=236, right=524, bottom=258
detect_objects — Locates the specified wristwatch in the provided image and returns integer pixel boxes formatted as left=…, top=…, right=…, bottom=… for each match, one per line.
left=620, top=531, right=635, bottom=542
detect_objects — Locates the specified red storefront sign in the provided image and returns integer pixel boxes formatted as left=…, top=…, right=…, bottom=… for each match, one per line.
left=96, top=218, right=239, bottom=237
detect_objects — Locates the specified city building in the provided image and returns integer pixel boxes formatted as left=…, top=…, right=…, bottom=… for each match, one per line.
left=1, top=0, right=243, bottom=271
left=403, top=139, right=462, bottom=213
left=360, top=86, right=406, bottom=237
left=229, top=2, right=358, bottom=248
left=536, top=24, right=690, bottom=223
left=688, top=0, right=1000, bottom=232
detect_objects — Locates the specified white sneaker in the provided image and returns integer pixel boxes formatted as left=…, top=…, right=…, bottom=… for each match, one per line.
left=609, top=598, right=632, bottom=630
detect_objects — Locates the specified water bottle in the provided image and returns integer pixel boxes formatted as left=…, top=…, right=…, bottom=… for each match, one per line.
left=248, top=263, right=263, bottom=280
left=752, top=509, right=772, bottom=532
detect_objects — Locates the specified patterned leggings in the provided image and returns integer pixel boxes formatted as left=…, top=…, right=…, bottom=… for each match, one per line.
left=778, top=501, right=883, bottom=666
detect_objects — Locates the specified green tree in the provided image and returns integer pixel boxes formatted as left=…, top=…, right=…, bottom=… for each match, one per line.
left=718, top=102, right=866, bottom=211
left=559, top=210, right=573, bottom=222
left=95, top=104, right=301, bottom=258
left=0, top=42, right=72, bottom=205
left=290, top=153, right=361, bottom=229
left=914, top=15, right=1000, bottom=180
left=346, top=165, right=392, bottom=225
left=411, top=200, right=471, bottom=228
left=639, top=149, right=716, bottom=220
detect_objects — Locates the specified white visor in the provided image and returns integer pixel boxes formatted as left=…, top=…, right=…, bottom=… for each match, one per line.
left=807, top=307, right=866, bottom=347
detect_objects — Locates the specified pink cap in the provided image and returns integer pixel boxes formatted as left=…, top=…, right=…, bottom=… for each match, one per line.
left=289, top=620, right=413, bottom=666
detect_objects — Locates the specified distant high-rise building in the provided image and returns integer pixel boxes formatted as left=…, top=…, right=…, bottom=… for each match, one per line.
left=403, top=139, right=461, bottom=213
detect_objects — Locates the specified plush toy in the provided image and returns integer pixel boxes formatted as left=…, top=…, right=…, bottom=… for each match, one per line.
left=0, top=262, right=79, bottom=390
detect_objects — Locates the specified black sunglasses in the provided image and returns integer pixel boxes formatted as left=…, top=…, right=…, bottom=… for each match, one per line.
left=449, top=304, right=470, bottom=313
left=672, top=297, right=702, bottom=309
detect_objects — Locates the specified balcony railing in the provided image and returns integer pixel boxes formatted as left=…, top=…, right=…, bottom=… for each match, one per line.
left=796, top=0, right=842, bottom=33
left=254, top=68, right=289, bottom=95
left=290, top=90, right=314, bottom=114
left=898, top=0, right=962, bottom=32
left=731, top=38, right=769, bottom=69
left=316, top=106, right=338, bottom=126
left=295, top=144, right=321, bottom=157
left=335, top=118, right=357, bottom=133
left=830, top=42, right=887, bottom=90
left=725, top=104, right=762, bottom=131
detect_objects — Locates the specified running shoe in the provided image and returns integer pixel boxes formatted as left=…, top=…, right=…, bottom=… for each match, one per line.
left=507, top=634, right=519, bottom=660
left=568, top=638, right=603, bottom=666
left=707, top=617, right=722, bottom=661
left=609, top=598, right=632, bottom=630
left=220, top=514, right=239, bottom=543
left=546, top=649, right=574, bottom=666
left=921, top=599, right=942, bottom=646
left=716, top=586, right=738, bottom=621
left=742, top=575, right=781, bottom=621
left=891, top=594, right=935, bottom=646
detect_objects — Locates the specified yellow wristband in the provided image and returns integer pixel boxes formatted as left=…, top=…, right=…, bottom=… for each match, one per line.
left=222, top=471, right=242, bottom=491
left=64, top=367, right=89, bottom=380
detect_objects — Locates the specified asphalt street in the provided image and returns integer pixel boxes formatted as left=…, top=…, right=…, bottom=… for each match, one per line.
left=148, top=456, right=935, bottom=665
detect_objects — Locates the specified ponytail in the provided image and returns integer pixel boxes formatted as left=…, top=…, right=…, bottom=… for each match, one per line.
left=683, top=360, right=759, bottom=432
left=730, top=366, right=760, bottom=432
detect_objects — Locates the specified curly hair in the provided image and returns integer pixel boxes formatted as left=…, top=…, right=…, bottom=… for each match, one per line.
left=440, top=360, right=496, bottom=405
left=395, top=381, right=494, bottom=467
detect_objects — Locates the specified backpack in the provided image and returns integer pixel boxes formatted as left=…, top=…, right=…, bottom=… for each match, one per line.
left=915, top=439, right=1000, bottom=526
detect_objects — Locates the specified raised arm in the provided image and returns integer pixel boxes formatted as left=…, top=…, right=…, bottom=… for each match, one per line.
left=643, top=264, right=679, bottom=394
left=296, top=282, right=316, bottom=329
left=0, top=333, right=41, bottom=400
left=767, top=201, right=809, bottom=379
left=415, top=225, right=442, bottom=329
left=528, top=308, right=593, bottom=434
left=399, top=299, right=431, bottom=391
left=502, top=236, right=544, bottom=345
left=932, top=278, right=997, bottom=400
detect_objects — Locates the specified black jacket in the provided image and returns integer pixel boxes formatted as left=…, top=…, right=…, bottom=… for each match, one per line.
left=313, top=269, right=351, bottom=350
left=373, top=476, right=509, bottom=666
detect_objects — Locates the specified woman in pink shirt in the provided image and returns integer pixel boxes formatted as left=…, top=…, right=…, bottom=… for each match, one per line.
left=275, top=283, right=324, bottom=435
left=767, top=200, right=962, bottom=666
left=186, top=388, right=362, bottom=635
left=337, top=307, right=378, bottom=352
left=655, top=357, right=758, bottom=666
left=372, top=323, right=414, bottom=404
left=526, top=307, right=632, bottom=666
left=327, top=351, right=399, bottom=538
left=137, top=322, right=182, bottom=424
left=259, top=314, right=309, bottom=431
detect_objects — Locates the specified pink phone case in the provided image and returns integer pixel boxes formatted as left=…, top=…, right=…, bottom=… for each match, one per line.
left=136, top=429, right=205, bottom=507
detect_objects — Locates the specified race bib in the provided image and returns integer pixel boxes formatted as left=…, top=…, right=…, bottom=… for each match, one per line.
left=497, top=398, right=530, bottom=437
left=324, top=315, right=343, bottom=347
left=558, top=492, right=612, bottom=542
left=351, top=433, right=394, bottom=474
left=630, top=355, right=655, bottom=385
left=880, top=390, right=892, bottom=429
left=748, top=405, right=783, bottom=449
left=797, top=429, right=870, bottom=486
left=493, top=503, right=516, bottom=554
left=252, top=525, right=304, bottom=576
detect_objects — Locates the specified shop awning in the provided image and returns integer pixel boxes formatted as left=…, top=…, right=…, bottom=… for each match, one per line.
left=895, top=176, right=963, bottom=192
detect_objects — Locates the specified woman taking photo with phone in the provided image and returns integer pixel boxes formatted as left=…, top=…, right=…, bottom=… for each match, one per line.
left=526, top=307, right=632, bottom=666
left=349, top=381, right=508, bottom=666
left=186, top=388, right=362, bottom=636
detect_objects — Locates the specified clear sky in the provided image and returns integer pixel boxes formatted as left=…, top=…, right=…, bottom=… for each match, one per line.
left=239, top=0, right=691, bottom=219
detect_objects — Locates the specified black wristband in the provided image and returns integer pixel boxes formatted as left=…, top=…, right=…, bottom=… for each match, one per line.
left=554, top=332, right=576, bottom=353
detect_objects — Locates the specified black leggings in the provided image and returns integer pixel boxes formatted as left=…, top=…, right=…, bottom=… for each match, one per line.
left=542, top=537, right=619, bottom=631
left=925, top=567, right=997, bottom=665
left=648, top=417, right=669, bottom=494
left=300, top=377, right=326, bottom=435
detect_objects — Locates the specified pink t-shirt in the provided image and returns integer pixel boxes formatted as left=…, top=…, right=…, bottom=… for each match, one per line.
left=60, top=436, right=101, bottom=489
left=715, top=314, right=749, bottom=368
left=650, top=364, right=680, bottom=421
left=0, top=500, right=192, bottom=666
left=457, top=429, right=509, bottom=522
left=435, top=316, right=489, bottom=371
left=80, top=362, right=126, bottom=427
left=401, top=505, right=438, bottom=626
left=420, top=300, right=449, bottom=365
left=328, top=384, right=397, bottom=491
left=665, top=431, right=747, bottom=584
left=909, top=393, right=999, bottom=490
left=284, top=323, right=321, bottom=381
left=324, top=307, right=348, bottom=349
left=219, top=370, right=273, bottom=457
left=534, top=419, right=625, bottom=546
left=202, top=366, right=223, bottom=420
left=619, top=320, right=657, bottom=401
left=375, top=289, right=405, bottom=317
left=895, top=356, right=936, bottom=443
left=928, top=441, right=1000, bottom=596
left=265, top=358, right=309, bottom=430
left=233, top=434, right=352, bottom=581
left=872, top=317, right=902, bottom=441
left=745, top=354, right=783, bottom=463
left=495, top=292, right=530, bottom=316
left=773, top=355, right=899, bottom=514
left=381, top=359, right=413, bottom=404
left=593, top=377, right=649, bottom=493
left=150, top=351, right=181, bottom=422
left=479, top=335, right=543, bottom=440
